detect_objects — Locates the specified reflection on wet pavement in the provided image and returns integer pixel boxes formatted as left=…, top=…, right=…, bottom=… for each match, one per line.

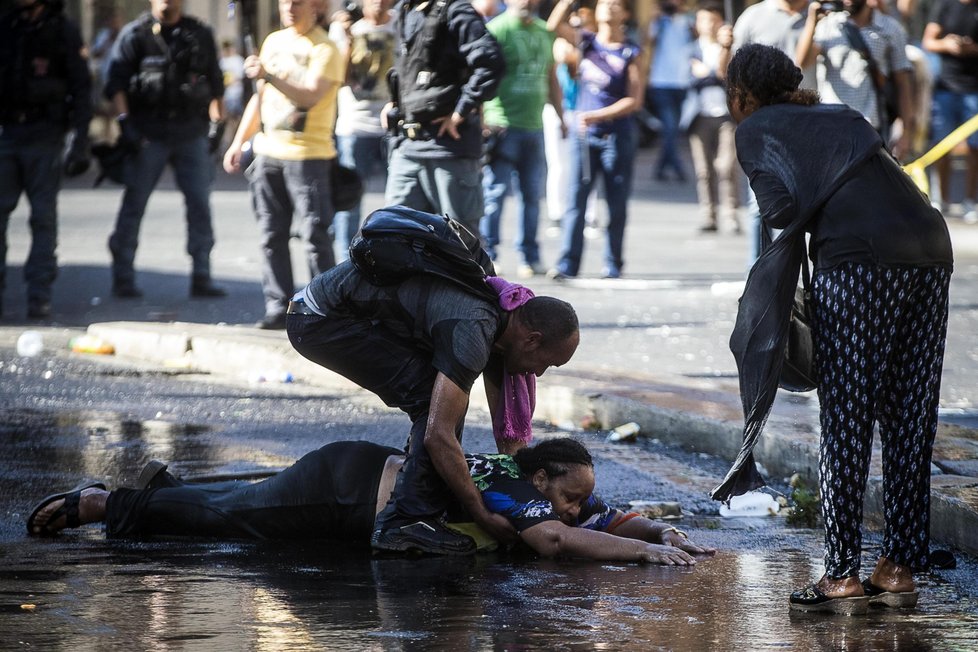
left=2, top=410, right=978, bottom=649
left=3, top=540, right=978, bottom=649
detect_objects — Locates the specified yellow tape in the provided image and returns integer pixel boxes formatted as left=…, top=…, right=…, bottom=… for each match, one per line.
left=903, top=112, right=978, bottom=195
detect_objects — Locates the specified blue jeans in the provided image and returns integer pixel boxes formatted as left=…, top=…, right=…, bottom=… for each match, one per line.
left=556, top=124, right=637, bottom=277
left=931, top=89, right=978, bottom=147
left=109, top=135, right=215, bottom=285
left=248, top=155, right=335, bottom=319
left=479, top=127, right=546, bottom=265
left=384, top=149, right=484, bottom=236
left=648, top=86, right=687, bottom=179
left=0, top=122, right=64, bottom=304
left=334, top=133, right=388, bottom=262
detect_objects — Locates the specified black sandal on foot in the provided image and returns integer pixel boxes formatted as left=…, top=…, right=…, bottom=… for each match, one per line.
left=26, top=481, right=106, bottom=536
left=861, top=578, right=919, bottom=608
left=789, top=583, right=870, bottom=615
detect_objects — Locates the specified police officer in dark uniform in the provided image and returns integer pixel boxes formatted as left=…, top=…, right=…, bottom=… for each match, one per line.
left=0, top=0, right=92, bottom=320
left=104, top=0, right=226, bottom=299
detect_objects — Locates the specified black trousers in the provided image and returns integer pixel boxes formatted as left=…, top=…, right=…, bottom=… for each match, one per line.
left=105, top=442, right=399, bottom=541
left=812, top=263, right=951, bottom=577
left=288, top=312, right=465, bottom=531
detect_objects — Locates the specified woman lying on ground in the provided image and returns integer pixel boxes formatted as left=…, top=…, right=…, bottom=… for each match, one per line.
left=27, top=438, right=715, bottom=564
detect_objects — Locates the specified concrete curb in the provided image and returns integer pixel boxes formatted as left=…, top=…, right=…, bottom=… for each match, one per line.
left=84, top=320, right=978, bottom=558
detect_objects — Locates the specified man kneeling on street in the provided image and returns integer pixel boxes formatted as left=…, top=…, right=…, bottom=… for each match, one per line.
left=286, top=227, right=580, bottom=555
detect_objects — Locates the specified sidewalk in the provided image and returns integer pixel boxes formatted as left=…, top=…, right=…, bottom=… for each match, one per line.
left=5, top=147, right=978, bottom=557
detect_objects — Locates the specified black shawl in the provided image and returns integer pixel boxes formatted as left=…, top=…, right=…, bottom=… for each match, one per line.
left=711, top=104, right=882, bottom=502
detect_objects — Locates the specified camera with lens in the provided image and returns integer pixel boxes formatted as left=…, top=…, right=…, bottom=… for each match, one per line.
left=818, top=0, right=845, bottom=11
left=345, top=1, right=364, bottom=22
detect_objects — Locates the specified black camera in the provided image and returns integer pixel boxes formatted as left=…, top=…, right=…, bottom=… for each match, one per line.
left=345, top=1, right=364, bottom=22
left=819, top=0, right=845, bottom=11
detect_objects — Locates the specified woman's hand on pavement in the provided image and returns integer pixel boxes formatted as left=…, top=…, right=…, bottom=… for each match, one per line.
left=638, top=543, right=697, bottom=565
left=661, top=531, right=717, bottom=556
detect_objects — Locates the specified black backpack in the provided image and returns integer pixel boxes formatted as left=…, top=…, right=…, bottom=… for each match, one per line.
left=349, top=205, right=497, bottom=301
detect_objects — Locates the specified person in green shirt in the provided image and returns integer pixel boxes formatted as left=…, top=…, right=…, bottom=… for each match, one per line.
left=480, top=0, right=564, bottom=279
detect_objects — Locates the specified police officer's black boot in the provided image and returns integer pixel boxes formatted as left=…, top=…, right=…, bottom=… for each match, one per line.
left=26, top=300, right=51, bottom=320
left=190, top=275, right=227, bottom=298
left=112, top=279, right=143, bottom=299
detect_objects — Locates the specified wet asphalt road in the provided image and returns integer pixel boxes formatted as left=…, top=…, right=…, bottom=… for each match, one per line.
left=3, top=346, right=978, bottom=649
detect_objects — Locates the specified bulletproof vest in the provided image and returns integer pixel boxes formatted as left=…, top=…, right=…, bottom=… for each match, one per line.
left=0, top=6, right=71, bottom=124
left=396, top=0, right=467, bottom=123
left=128, top=14, right=213, bottom=118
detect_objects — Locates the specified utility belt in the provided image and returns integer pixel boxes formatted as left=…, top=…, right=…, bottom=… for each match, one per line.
left=286, top=299, right=318, bottom=316
left=398, top=120, right=438, bottom=141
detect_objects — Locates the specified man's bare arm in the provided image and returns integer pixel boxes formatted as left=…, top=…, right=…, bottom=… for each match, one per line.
left=426, top=373, right=519, bottom=543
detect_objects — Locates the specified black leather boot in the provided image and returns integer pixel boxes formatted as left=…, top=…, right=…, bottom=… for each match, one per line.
left=190, top=276, right=226, bottom=298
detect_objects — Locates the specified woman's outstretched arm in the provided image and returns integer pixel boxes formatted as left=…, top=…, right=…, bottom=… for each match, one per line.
left=603, top=512, right=716, bottom=556
left=519, top=520, right=698, bottom=565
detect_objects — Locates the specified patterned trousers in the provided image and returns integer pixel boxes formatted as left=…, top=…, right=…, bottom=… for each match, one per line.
left=811, top=262, right=951, bottom=578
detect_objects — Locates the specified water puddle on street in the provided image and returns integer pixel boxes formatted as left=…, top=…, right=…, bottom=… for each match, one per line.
left=3, top=541, right=978, bottom=649
left=2, top=410, right=978, bottom=648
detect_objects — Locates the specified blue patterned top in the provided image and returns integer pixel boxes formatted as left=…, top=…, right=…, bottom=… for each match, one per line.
left=465, top=453, right=617, bottom=533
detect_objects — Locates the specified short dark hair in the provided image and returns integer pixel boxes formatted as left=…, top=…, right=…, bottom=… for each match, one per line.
left=697, top=1, right=724, bottom=15
left=513, top=438, right=593, bottom=478
left=517, top=296, right=579, bottom=346
left=726, top=43, right=819, bottom=110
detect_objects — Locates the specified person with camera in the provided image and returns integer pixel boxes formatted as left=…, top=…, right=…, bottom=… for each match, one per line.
left=717, top=44, right=952, bottom=614
left=381, top=0, right=505, bottom=236
left=223, top=0, right=345, bottom=330
left=795, top=0, right=916, bottom=160
left=103, top=0, right=226, bottom=300
left=0, top=0, right=92, bottom=320
left=328, top=0, right=397, bottom=263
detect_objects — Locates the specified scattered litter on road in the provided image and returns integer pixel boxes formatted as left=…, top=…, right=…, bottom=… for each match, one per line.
left=69, top=335, right=115, bottom=355
left=607, top=422, right=641, bottom=442
left=248, top=370, right=294, bottom=384
left=16, top=331, right=44, bottom=357
left=719, top=491, right=781, bottom=517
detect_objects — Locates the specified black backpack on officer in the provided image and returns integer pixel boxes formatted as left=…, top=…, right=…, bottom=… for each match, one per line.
left=349, top=206, right=497, bottom=302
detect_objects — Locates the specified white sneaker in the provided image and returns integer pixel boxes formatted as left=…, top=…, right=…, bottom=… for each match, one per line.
left=963, top=199, right=978, bottom=224
left=517, top=262, right=545, bottom=279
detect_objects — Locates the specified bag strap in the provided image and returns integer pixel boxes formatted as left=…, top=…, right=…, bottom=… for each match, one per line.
left=841, top=19, right=891, bottom=134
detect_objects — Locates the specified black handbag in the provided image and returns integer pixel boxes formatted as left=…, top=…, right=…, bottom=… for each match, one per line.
left=331, top=163, right=364, bottom=212
left=781, top=254, right=817, bottom=393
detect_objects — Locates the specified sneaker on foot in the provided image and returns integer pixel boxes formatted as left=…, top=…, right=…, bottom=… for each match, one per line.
left=963, top=199, right=978, bottom=224
left=112, top=280, right=143, bottom=299
left=371, top=519, right=476, bottom=556
left=517, top=262, right=545, bottom=279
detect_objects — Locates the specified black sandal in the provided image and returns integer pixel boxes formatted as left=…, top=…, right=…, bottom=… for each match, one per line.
left=789, top=583, right=869, bottom=615
left=862, top=578, right=919, bottom=608
left=26, top=481, right=106, bottom=536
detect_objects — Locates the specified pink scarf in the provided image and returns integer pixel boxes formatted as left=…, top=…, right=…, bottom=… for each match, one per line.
left=485, top=276, right=537, bottom=446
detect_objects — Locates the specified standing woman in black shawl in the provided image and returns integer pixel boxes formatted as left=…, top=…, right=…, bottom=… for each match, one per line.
left=718, top=44, right=953, bottom=614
